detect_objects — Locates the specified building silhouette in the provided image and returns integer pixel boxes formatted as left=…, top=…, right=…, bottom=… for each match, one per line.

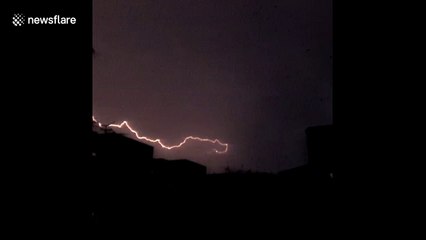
left=305, top=125, right=335, bottom=180
left=92, top=121, right=206, bottom=177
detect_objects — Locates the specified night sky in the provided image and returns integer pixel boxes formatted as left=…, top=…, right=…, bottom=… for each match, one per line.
left=93, top=0, right=332, bottom=173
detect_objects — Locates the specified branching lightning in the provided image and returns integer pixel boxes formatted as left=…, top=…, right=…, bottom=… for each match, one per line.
left=92, top=116, right=228, bottom=154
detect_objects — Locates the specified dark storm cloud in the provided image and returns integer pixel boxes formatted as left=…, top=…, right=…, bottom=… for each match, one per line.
left=93, top=0, right=332, bottom=172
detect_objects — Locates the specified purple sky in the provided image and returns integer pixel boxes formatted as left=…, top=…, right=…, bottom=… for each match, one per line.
left=93, top=0, right=332, bottom=173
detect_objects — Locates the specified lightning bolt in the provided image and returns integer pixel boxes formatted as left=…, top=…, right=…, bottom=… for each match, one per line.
left=92, top=116, right=228, bottom=154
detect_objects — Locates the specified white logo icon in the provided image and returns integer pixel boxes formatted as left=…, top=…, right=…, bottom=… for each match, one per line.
left=12, top=13, right=25, bottom=26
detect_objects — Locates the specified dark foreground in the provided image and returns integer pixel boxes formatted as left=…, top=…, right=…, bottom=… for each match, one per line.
left=89, top=165, right=339, bottom=236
